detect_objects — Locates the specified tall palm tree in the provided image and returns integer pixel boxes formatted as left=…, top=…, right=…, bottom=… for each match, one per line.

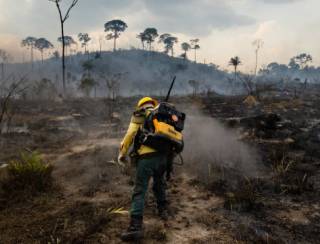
left=229, top=56, right=241, bottom=82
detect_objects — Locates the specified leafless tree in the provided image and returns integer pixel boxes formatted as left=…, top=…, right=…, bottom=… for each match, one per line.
left=252, top=39, right=264, bottom=76
left=49, top=0, right=79, bottom=94
left=255, top=82, right=276, bottom=99
left=98, top=35, right=104, bottom=55
left=238, top=73, right=255, bottom=95
left=0, top=76, right=29, bottom=134
left=100, top=73, right=124, bottom=100
left=0, top=50, right=9, bottom=79
left=188, top=80, right=200, bottom=96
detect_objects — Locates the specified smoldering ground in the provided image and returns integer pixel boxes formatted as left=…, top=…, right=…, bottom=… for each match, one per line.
left=183, top=110, right=263, bottom=184
left=51, top=101, right=264, bottom=195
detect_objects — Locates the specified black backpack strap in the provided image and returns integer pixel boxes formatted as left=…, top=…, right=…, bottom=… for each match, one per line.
left=131, top=108, right=148, bottom=156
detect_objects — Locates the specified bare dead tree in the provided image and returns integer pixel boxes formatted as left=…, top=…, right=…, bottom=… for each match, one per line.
left=0, top=76, right=29, bottom=134
left=188, top=80, right=200, bottom=96
left=225, top=77, right=235, bottom=95
left=238, top=73, right=255, bottom=96
left=108, top=80, right=120, bottom=101
left=104, top=73, right=121, bottom=100
left=255, top=82, right=277, bottom=99
left=252, top=39, right=264, bottom=76
left=98, top=35, right=104, bottom=55
left=49, top=0, right=79, bottom=94
left=99, top=72, right=128, bottom=101
left=0, top=50, right=9, bottom=79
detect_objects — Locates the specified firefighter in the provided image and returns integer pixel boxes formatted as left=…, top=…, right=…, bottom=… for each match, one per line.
left=118, top=97, right=169, bottom=241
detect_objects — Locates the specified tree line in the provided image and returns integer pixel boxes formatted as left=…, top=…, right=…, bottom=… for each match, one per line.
left=1, top=0, right=318, bottom=98
left=20, top=22, right=202, bottom=64
left=20, top=0, right=203, bottom=95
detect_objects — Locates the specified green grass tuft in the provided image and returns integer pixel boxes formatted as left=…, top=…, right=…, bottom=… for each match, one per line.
left=1, top=151, right=54, bottom=197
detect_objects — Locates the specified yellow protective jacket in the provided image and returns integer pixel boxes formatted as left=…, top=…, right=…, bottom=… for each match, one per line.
left=119, top=108, right=156, bottom=157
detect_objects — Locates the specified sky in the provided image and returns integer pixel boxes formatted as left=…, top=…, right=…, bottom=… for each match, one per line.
left=0, top=0, right=319, bottom=71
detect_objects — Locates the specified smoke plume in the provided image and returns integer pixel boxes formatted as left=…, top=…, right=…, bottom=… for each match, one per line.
left=183, top=111, right=262, bottom=179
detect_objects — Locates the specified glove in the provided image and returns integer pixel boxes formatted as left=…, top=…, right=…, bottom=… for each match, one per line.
left=118, top=155, right=127, bottom=168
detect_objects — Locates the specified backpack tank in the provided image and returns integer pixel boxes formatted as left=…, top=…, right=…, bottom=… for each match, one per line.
left=139, top=102, right=186, bottom=153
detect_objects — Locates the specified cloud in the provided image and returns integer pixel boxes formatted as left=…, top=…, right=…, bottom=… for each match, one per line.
left=0, top=0, right=255, bottom=39
left=74, top=0, right=255, bottom=35
left=0, top=0, right=319, bottom=67
left=253, top=20, right=276, bottom=39
left=140, top=0, right=255, bottom=36
left=258, top=0, right=303, bottom=3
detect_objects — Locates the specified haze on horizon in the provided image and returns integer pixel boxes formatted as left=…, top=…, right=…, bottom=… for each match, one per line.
left=0, top=0, right=319, bottom=72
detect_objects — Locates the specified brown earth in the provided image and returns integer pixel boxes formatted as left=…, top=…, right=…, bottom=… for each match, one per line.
left=0, top=92, right=319, bottom=243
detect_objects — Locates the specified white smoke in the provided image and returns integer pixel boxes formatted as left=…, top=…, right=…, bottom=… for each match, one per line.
left=183, top=112, right=262, bottom=178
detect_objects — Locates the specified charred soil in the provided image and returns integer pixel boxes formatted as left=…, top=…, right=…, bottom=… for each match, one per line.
left=0, top=93, right=320, bottom=243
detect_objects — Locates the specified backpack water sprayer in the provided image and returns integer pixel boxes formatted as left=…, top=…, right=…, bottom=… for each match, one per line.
left=139, top=76, right=186, bottom=154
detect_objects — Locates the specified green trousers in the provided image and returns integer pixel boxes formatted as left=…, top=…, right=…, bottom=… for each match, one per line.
left=130, top=153, right=167, bottom=218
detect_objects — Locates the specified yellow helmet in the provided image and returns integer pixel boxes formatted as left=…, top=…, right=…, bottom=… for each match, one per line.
left=137, top=97, right=157, bottom=108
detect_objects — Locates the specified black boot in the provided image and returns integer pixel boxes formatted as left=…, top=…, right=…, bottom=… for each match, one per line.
left=121, top=216, right=144, bottom=241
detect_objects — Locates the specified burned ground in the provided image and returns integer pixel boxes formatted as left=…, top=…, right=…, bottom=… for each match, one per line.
left=0, top=91, right=320, bottom=243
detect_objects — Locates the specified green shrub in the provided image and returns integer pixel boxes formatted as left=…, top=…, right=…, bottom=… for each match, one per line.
left=2, top=151, right=54, bottom=196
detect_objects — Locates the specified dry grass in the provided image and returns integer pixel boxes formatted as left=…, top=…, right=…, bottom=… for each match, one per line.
left=272, top=154, right=294, bottom=179
left=271, top=153, right=312, bottom=194
left=224, top=177, right=263, bottom=211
